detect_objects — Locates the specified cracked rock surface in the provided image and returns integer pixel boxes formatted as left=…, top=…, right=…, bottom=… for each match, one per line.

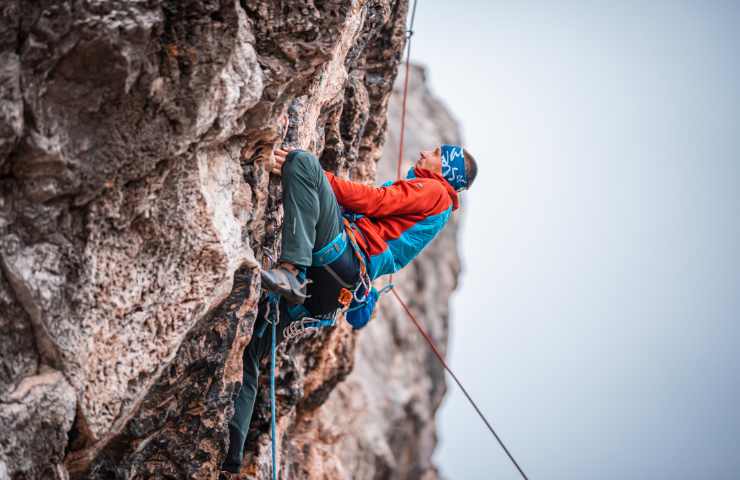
left=1, top=1, right=462, bottom=478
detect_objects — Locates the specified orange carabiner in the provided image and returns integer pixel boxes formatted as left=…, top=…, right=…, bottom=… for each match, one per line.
left=338, top=288, right=353, bottom=308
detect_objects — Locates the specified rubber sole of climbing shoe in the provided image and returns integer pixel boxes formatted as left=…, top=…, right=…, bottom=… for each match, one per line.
left=260, top=267, right=309, bottom=304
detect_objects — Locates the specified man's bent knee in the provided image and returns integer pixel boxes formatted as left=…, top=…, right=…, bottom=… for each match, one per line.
left=283, top=150, right=321, bottom=179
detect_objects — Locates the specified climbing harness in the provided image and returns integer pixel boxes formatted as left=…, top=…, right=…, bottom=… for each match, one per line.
left=342, top=218, right=372, bottom=303
left=279, top=211, right=373, bottom=341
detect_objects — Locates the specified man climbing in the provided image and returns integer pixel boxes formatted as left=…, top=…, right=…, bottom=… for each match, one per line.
left=222, top=143, right=477, bottom=473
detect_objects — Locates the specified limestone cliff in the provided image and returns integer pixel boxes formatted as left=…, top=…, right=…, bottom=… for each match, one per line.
left=0, top=1, right=462, bottom=478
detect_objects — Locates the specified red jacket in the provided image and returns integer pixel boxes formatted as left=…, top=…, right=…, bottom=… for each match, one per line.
left=325, top=167, right=460, bottom=279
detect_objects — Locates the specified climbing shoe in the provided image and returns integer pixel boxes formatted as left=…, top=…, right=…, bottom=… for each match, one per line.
left=220, top=464, right=240, bottom=476
left=260, top=267, right=310, bottom=304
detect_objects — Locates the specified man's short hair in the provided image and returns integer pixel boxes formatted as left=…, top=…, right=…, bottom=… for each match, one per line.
left=463, top=148, right=478, bottom=189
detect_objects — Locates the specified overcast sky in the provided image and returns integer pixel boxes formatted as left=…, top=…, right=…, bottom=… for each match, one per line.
left=407, top=1, right=740, bottom=479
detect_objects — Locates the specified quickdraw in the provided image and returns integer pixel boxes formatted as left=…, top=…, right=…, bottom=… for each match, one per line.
left=282, top=311, right=337, bottom=341
left=342, top=218, right=372, bottom=303
left=279, top=217, right=372, bottom=343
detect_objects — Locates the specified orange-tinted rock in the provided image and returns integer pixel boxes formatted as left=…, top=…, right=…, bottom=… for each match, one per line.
left=1, top=2, right=462, bottom=479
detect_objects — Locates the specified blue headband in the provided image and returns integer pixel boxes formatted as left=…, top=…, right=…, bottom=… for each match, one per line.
left=441, top=144, right=468, bottom=191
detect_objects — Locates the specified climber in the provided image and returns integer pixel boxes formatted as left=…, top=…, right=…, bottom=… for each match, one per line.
left=221, top=143, right=477, bottom=473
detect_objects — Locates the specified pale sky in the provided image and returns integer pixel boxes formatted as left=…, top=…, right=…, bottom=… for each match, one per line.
left=407, top=1, right=740, bottom=479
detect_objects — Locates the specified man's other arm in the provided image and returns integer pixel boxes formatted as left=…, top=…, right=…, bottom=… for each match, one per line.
left=324, top=171, right=448, bottom=218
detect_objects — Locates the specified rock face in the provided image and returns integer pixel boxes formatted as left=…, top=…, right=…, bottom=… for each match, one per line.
left=0, top=0, right=462, bottom=478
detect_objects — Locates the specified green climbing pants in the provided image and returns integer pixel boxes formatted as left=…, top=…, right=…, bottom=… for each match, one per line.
left=223, top=300, right=292, bottom=472
left=223, top=150, right=344, bottom=472
left=278, top=150, right=344, bottom=267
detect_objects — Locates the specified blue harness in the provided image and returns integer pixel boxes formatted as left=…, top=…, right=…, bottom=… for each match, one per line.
left=311, top=230, right=348, bottom=266
left=281, top=215, right=366, bottom=340
left=259, top=212, right=372, bottom=341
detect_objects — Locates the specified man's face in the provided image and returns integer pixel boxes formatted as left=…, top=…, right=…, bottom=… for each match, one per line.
left=416, top=146, right=443, bottom=174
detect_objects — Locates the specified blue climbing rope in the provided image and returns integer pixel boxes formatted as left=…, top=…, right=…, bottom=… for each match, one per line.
left=267, top=293, right=279, bottom=480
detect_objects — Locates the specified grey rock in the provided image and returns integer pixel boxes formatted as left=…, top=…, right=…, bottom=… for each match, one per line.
left=0, top=369, right=76, bottom=479
left=0, top=2, right=463, bottom=479
left=0, top=52, right=22, bottom=168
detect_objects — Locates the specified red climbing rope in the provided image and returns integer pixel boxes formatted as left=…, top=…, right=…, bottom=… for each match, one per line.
left=389, top=288, right=529, bottom=480
left=395, top=0, right=417, bottom=182
left=386, top=1, right=529, bottom=479
left=389, top=0, right=418, bottom=288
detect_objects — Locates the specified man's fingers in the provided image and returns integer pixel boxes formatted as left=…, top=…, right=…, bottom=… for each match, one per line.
left=270, top=151, right=285, bottom=176
left=270, top=147, right=294, bottom=176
